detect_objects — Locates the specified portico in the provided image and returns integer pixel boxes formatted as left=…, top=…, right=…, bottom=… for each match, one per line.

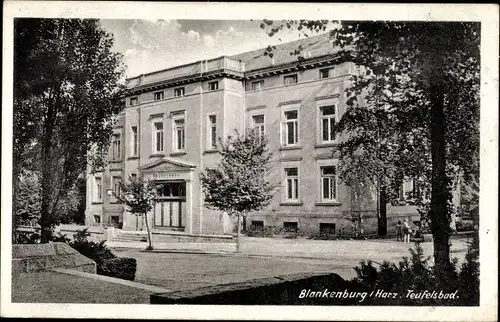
left=123, top=157, right=197, bottom=233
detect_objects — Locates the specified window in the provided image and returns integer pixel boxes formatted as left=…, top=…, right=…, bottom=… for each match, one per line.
left=152, top=121, right=164, bottom=153
left=112, top=176, right=121, bottom=200
left=282, top=110, right=298, bottom=146
left=398, top=181, right=406, bottom=201
left=173, top=118, right=185, bottom=151
left=285, top=167, right=299, bottom=201
left=110, top=216, right=120, bottom=226
left=154, top=91, right=164, bottom=101
left=94, top=177, right=102, bottom=202
left=321, top=166, right=337, bottom=201
left=284, top=74, right=297, bottom=85
left=320, top=105, right=336, bottom=142
left=130, top=97, right=138, bottom=106
left=130, top=126, right=138, bottom=156
left=252, top=114, right=265, bottom=138
left=283, top=221, right=298, bottom=232
left=208, top=81, right=219, bottom=91
left=174, top=87, right=185, bottom=97
left=93, top=215, right=101, bottom=224
left=111, top=133, right=121, bottom=160
left=208, top=115, right=217, bottom=149
left=412, top=179, right=422, bottom=200
left=319, top=223, right=336, bottom=234
left=251, top=80, right=264, bottom=91
left=319, top=68, right=331, bottom=79
left=251, top=221, right=264, bottom=231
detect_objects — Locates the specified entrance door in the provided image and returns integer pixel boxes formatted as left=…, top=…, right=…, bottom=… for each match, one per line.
left=153, top=181, right=186, bottom=228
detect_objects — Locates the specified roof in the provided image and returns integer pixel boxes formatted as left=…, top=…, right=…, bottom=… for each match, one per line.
left=230, top=32, right=338, bottom=71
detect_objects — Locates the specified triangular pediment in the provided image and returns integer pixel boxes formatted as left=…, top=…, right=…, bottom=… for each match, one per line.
left=139, top=157, right=196, bottom=173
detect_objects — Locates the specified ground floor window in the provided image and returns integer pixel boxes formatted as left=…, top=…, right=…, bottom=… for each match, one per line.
left=320, top=223, right=336, bottom=234
left=251, top=220, right=264, bottom=231
left=285, top=167, right=299, bottom=201
left=283, top=221, right=298, bottom=232
left=321, top=166, right=337, bottom=201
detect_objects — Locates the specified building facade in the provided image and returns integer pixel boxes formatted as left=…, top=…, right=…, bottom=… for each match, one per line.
left=85, top=33, right=424, bottom=235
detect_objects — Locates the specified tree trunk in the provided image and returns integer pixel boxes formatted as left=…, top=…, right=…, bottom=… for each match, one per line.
left=429, top=84, right=453, bottom=284
left=236, top=212, right=241, bottom=253
left=144, top=212, right=153, bottom=250
left=378, top=186, right=388, bottom=236
left=40, top=94, right=57, bottom=243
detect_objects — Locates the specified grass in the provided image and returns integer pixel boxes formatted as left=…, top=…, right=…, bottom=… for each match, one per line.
left=12, top=271, right=151, bottom=304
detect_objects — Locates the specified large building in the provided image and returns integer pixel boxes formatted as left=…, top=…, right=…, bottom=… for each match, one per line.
left=85, top=33, right=424, bottom=235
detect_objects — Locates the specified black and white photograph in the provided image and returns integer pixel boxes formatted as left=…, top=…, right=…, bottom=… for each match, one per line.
left=1, top=2, right=498, bottom=320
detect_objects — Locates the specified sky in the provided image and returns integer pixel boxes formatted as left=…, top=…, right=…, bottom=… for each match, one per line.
left=99, top=19, right=337, bottom=78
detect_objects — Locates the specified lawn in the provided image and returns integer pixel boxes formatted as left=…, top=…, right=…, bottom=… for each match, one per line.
left=12, top=271, right=151, bottom=304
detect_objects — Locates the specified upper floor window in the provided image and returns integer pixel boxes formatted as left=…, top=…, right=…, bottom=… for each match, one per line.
left=282, top=110, right=298, bottom=146
left=320, top=105, right=336, bottom=142
left=208, top=81, right=219, bottom=91
left=94, top=177, right=102, bottom=203
left=152, top=121, right=164, bottom=153
left=208, top=115, right=217, bottom=149
left=319, top=68, right=331, bottom=79
left=154, top=91, right=164, bottom=101
left=251, top=80, right=264, bottom=91
left=130, top=126, right=138, bottom=156
left=321, top=166, right=337, bottom=201
left=284, top=74, right=298, bottom=85
left=174, top=87, right=185, bottom=97
left=111, top=133, right=121, bottom=160
left=130, top=97, right=138, bottom=106
left=252, top=114, right=265, bottom=138
left=285, top=167, right=299, bottom=201
left=172, top=112, right=186, bottom=152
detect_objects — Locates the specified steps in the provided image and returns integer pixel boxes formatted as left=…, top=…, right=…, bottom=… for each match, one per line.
left=110, top=230, right=234, bottom=244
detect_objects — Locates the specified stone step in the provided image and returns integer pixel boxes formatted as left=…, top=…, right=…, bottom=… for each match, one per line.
left=111, top=232, right=234, bottom=244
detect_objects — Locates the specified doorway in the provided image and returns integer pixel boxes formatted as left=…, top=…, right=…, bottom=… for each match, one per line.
left=153, top=181, right=186, bottom=229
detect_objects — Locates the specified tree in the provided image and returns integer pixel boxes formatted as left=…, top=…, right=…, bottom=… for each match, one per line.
left=116, top=174, right=157, bottom=250
left=13, top=19, right=126, bottom=242
left=261, top=20, right=479, bottom=284
left=200, top=130, right=276, bottom=252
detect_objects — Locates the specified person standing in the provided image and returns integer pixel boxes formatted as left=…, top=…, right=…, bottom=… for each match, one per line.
left=396, top=220, right=403, bottom=242
left=403, top=218, right=412, bottom=243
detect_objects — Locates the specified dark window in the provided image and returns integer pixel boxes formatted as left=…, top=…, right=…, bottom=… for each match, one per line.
left=283, top=221, right=298, bottom=232
left=154, top=91, right=164, bottom=101
left=94, top=215, right=101, bottom=224
left=284, top=74, right=298, bottom=85
left=251, top=80, right=264, bottom=91
left=251, top=220, right=264, bottom=231
left=110, top=216, right=120, bottom=225
left=130, top=97, right=138, bottom=106
left=174, top=87, right=185, bottom=97
left=208, top=81, right=219, bottom=91
left=157, top=182, right=186, bottom=199
left=319, top=223, right=336, bottom=234
left=319, top=68, right=331, bottom=79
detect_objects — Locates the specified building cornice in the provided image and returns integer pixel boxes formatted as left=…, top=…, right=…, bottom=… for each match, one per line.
left=127, top=69, right=245, bottom=96
left=126, top=51, right=353, bottom=97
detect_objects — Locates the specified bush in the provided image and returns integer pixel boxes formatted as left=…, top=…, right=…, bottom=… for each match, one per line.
left=347, top=237, right=479, bottom=306
left=99, top=257, right=137, bottom=281
left=69, top=229, right=137, bottom=281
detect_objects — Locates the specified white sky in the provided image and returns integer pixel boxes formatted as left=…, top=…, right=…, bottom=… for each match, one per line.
left=99, top=19, right=337, bottom=78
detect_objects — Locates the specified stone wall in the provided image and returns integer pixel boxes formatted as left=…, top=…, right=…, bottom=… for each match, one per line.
left=151, top=272, right=353, bottom=305
left=12, top=243, right=96, bottom=275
